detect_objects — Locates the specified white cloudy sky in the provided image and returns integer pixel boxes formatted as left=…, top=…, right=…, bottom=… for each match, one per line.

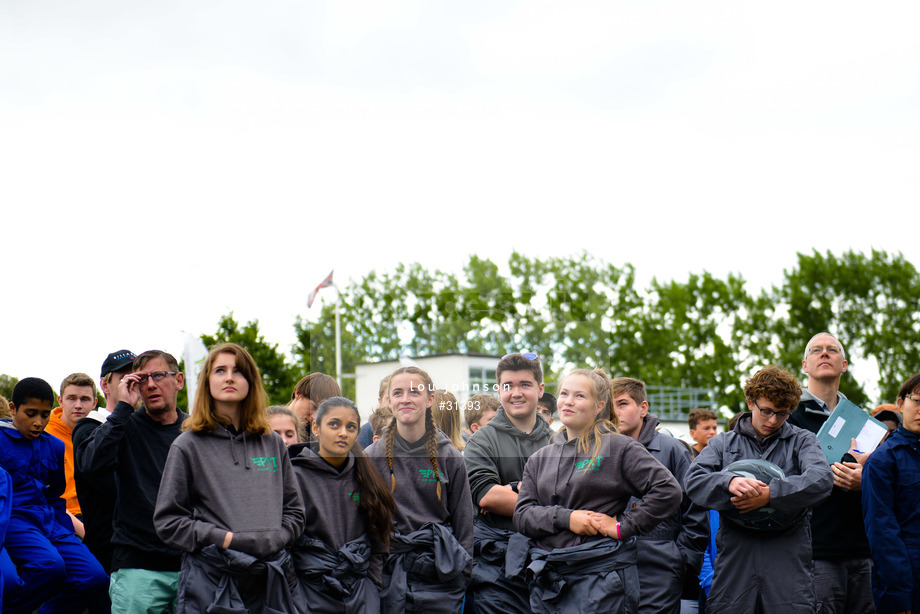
left=2, top=0, right=918, bottom=397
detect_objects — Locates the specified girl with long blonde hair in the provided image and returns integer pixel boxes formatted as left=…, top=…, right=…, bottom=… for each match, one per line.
left=513, top=367, right=682, bottom=613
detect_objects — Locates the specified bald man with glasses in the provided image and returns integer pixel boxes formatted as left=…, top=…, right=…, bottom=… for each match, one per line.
left=788, top=333, right=875, bottom=614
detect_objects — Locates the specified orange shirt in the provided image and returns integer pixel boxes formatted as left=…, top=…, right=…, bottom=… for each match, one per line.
left=45, top=407, right=81, bottom=516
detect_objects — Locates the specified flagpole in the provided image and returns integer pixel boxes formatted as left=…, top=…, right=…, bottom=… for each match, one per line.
left=334, top=283, right=342, bottom=389
left=306, top=269, right=338, bottom=386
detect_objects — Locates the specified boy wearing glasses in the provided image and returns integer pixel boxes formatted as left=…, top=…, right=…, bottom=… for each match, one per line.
left=82, top=350, right=188, bottom=613
left=685, top=366, right=833, bottom=614
left=788, top=332, right=875, bottom=613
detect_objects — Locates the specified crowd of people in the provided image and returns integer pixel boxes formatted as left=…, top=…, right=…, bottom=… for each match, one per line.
left=0, top=333, right=918, bottom=613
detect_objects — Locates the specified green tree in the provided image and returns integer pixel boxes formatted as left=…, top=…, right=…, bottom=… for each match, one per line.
left=202, top=313, right=299, bottom=405
left=613, top=271, right=755, bottom=413
left=764, top=249, right=920, bottom=405
left=0, top=374, right=18, bottom=405
left=293, top=254, right=557, bottom=395
left=293, top=304, right=360, bottom=401
left=293, top=249, right=920, bottom=412
left=176, top=358, right=189, bottom=412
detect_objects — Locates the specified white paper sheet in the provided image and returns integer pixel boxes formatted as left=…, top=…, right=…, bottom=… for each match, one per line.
left=854, top=420, right=888, bottom=453
left=828, top=416, right=846, bottom=438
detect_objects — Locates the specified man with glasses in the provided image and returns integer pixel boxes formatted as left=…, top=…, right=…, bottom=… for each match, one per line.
left=83, top=350, right=188, bottom=613
left=686, top=365, right=833, bottom=613
left=789, top=333, right=875, bottom=613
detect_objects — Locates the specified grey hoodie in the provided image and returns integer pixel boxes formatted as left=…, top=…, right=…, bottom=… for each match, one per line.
left=289, top=443, right=387, bottom=586
left=290, top=444, right=370, bottom=550
left=634, top=414, right=708, bottom=566
left=365, top=430, right=474, bottom=563
left=633, top=414, right=709, bottom=614
left=514, top=427, right=682, bottom=551
left=465, top=408, right=554, bottom=531
left=153, top=426, right=304, bottom=560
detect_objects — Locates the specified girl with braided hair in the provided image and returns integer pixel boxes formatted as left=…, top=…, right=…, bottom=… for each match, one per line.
left=365, top=366, right=474, bottom=613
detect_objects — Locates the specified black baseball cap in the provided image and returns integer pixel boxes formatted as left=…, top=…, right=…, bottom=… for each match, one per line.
left=101, top=350, right=136, bottom=378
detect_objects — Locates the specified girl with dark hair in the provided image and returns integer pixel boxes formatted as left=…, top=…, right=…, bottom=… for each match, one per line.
left=154, top=343, right=305, bottom=613
left=289, top=396, right=396, bottom=613
left=513, top=368, right=682, bottom=613
left=862, top=372, right=920, bottom=614
left=365, top=367, right=474, bottom=613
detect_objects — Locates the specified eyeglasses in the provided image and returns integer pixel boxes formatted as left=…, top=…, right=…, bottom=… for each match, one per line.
left=503, top=352, right=539, bottom=361
left=807, top=346, right=842, bottom=356
left=136, top=371, right=177, bottom=384
left=752, top=400, right=792, bottom=421
left=904, top=393, right=920, bottom=404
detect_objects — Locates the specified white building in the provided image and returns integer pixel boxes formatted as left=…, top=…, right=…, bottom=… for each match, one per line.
left=354, top=353, right=501, bottom=420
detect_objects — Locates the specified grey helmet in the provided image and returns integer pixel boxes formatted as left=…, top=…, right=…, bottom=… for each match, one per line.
left=721, top=458, right=808, bottom=532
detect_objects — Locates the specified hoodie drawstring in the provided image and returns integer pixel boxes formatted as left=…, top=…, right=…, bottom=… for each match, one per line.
left=226, top=428, right=250, bottom=469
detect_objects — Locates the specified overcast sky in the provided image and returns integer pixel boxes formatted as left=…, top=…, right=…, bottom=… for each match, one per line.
left=2, top=0, right=918, bottom=400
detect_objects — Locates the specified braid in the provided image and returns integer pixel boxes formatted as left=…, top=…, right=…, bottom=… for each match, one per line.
left=384, top=416, right=398, bottom=492
left=424, top=409, right=442, bottom=501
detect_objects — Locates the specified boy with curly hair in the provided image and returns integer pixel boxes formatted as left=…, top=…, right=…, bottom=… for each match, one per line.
left=685, top=366, right=833, bottom=613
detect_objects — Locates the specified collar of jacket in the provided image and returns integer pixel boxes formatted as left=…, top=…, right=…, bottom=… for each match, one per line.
left=735, top=411, right=794, bottom=442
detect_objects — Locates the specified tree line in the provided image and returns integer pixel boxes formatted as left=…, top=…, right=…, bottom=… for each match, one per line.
left=293, top=249, right=920, bottom=413
left=4, top=249, right=916, bottom=413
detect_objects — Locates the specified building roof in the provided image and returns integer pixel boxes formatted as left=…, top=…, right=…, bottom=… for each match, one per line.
left=353, top=352, right=502, bottom=366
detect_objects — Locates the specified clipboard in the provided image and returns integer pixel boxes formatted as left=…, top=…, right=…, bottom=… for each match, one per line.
left=815, top=399, right=888, bottom=465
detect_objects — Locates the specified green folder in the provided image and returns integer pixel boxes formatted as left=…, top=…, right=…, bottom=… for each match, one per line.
left=815, top=399, right=888, bottom=465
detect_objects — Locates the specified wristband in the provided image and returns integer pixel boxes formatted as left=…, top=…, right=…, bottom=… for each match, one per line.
left=615, top=522, right=622, bottom=540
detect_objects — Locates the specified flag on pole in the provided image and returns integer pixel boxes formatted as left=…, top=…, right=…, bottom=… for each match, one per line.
left=307, top=270, right=334, bottom=308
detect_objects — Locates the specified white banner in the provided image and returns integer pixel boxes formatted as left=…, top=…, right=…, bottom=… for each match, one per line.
left=183, top=334, right=209, bottom=413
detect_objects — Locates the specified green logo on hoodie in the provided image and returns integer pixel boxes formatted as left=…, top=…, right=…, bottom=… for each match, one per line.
left=347, top=491, right=360, bottom=505
left=418, top=469, right=446, bottom=482
left=575, top=456, right=604, bottom=473
left=251, top=456, right=279, bottom=472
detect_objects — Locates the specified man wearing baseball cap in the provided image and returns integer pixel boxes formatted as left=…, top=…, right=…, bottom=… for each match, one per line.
left=72, top=350, right=136, bottom=577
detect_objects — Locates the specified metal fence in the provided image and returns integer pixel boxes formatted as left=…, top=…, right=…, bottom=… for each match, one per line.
left=646, top=386, right=717, bottom=422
